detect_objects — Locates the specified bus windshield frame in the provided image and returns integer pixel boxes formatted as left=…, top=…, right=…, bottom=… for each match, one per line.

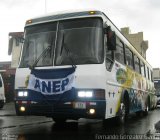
left=19, top=17, right=104, bottom=68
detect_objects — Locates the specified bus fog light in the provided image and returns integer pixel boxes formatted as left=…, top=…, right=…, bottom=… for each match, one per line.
left=89, top=109, right=95, bottom=114
left=20, top=106, right=26, bottom=112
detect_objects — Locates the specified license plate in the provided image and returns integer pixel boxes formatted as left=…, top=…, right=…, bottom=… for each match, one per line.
left=74, top=102, right=86, bottom=109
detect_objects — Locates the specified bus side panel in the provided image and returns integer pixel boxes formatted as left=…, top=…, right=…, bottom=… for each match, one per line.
left=105, top=61, right=153, bottom=119
left=105, top=62, right=125, bottom=119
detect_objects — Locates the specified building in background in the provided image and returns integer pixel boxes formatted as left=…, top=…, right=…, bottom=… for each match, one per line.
left=0, top=32, right=24, bottom=102
left=153, top=68, right=160, bottom=80
left=121, top=27, right=148, bottom=59
left=8, top=32, right=24, bottom=68
left=0, top=61, right=15, bottom=102
left=153, top=68, right=160, bottom=96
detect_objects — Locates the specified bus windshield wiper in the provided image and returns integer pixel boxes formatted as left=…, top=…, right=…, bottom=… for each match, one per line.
left=29, top=46, right=50, bottom=70
left=60, top=33, right=77, bottom=69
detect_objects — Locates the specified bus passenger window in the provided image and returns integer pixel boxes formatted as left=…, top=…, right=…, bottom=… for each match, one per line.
left=148, top=67, right=151, bottom=80
left=125, top=47, right=134, bottom=69
left=151, top=70, right=153, bottom=81
left=115, top=39, right=125, bottom=65
left=145, top=65, right=148, bottom=79
left=140, top=61, right=145, bottom=77
left=134, top=55, right=140, bottom=73
left=105, top=36, right=114, bottom=71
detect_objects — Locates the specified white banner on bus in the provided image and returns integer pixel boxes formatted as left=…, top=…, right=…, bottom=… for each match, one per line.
left=27, top=72, right=75, bottom=95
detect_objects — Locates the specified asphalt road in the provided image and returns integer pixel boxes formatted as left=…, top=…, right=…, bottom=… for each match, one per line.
left=0, top=103, right=160, bottom=140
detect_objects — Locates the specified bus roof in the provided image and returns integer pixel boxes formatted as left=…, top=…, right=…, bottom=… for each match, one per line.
left=25, top=10, right=103, bottom=26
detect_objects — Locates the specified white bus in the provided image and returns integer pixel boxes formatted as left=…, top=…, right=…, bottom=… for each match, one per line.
left=0, top=74, right=5, bottom=109
left=14, top=10, right=155, bottom=123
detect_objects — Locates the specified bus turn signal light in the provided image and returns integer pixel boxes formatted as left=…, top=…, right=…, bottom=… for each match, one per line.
left=89, top=11, right=96, bottom=15
left=26, top=19, right=32, bottom=24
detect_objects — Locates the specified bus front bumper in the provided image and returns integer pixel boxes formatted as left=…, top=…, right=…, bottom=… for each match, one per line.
left=15, top=100, right=106, bottom=119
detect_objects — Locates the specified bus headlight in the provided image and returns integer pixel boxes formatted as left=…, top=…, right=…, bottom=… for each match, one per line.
left=78, top=91, right=93, bottom=98
left=18, top=91, right=28, bottom=97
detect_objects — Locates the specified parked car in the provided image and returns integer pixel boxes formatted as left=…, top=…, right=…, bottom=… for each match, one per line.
left=0, top=74, right=5, bottom=109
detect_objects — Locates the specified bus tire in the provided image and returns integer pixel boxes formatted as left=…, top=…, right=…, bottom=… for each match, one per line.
left=117, top=93, right=129, bottom=124
left=52, top=118, right=67, bottom=124
left=143, top=96, right=150, bottom=116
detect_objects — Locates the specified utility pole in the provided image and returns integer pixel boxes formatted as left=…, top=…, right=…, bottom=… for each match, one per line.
left=45, top=0, right=47, bottom=14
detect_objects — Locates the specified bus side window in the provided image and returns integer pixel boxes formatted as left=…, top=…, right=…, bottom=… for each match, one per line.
left=105, top=34, right=114, bottom=71
left=151, top=70, right=153, bottom=81
left=140, top=61, right=145, bottom=77
left=145, top=65, right=148, bottom=79
left=148, top=67, right=151, bottom=80
left=114, top=38, right=125, bottom=65
left=134, top=55, right=141, bottom=74
left=125, top=47, right=134, bottom=69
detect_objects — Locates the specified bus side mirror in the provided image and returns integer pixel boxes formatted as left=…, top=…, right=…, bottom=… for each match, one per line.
left=105, top=26, right=116, bottom=50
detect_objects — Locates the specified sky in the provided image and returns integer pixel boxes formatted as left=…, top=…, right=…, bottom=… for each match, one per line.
left=0, top=0, right=160, bottom=68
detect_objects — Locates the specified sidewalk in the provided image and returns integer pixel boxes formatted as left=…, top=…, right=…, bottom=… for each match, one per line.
left=0, top=102, right=52, bottom=129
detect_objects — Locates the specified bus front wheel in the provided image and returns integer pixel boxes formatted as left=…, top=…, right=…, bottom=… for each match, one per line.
left=117, top=95, right=129, bottom=124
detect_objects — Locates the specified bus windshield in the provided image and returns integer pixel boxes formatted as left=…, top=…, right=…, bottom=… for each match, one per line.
left=20, top=17, right=103, bottom=68
left=20, top=22, right=57, bottom=67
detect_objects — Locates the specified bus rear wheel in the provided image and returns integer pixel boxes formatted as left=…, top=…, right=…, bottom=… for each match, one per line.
left=143, top=97, right=150, bottom=116
left=143, top=103, right=149, bottom=116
